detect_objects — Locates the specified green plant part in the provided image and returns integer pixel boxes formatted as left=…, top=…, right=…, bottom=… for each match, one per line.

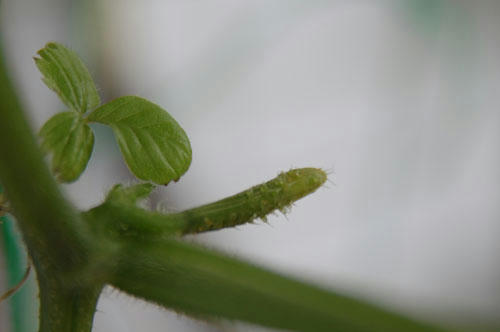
left=39, top=112, right=94, bottom=182
left=0, top=41, right=456, bottom=332
left=0, top=198, right=36, bottom=332
left=0, top=192, right=9, bottom=216
left=36, top=42, right=191, bottom=184
left=173, top=167, right=328, bottom=234
left=87, top=96, right=191, bottom=184
left=84, top=168, right=327, bottom=242
left=34, top=42, right=100, bottom=114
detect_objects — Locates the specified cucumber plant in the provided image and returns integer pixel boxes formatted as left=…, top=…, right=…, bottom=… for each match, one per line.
left=0, top=42, right=452, bottom=332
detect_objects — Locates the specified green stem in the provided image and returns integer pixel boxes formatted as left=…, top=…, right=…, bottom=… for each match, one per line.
left=0, top=43, right=90, bottom=279
left=38, top=279, right=102, bottom=332
left=84, top=168, right=327, bottom=242
left=111, top=238, right=451, bottom=332
left=176, top=168, right=326, bottom=234
left=0, top=40, right=108, bottom=331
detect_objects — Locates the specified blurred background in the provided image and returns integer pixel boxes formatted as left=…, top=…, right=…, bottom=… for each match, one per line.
left=1, top=1, right=499, bottom=331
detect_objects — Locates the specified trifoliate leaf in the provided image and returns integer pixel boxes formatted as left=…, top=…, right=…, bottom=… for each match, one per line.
left=87, top=96, right=192, bottom=185
left=39, top=112, right=94, bottom=182
left=34, top=42, right=100, bottom=113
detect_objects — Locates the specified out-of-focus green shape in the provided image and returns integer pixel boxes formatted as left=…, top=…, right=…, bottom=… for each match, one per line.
left=1, top=186, right=36, bottom=332
left=88, top=96, right=192, bottom=185
left=39, top=112, right=94, bottom=182
left=403, top=0, right=445, bottom=34
left=34, top=42, right=100, bottom=114
left=111, top=238, right=451, bottom=332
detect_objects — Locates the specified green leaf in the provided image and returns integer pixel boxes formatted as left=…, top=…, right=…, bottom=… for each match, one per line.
left=87, top=96, right=192, bottom=185
left=39, top=112, right=94, bottom=182
left=34, top=42, right=100, bottom=113
left=111, top=238, right=450, bottom=332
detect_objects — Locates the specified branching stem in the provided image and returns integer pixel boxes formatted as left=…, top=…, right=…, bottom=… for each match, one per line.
left=0, top=42, right=108, bottom=332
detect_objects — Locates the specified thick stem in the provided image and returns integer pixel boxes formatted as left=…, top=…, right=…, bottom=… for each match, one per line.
left=38, top=277, right=102, bottom=332
left=0, top=44, right=90, bottom=278
left=111, top=238, right=450, bottom=332
left=0, top=41, right=108, bottom=331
